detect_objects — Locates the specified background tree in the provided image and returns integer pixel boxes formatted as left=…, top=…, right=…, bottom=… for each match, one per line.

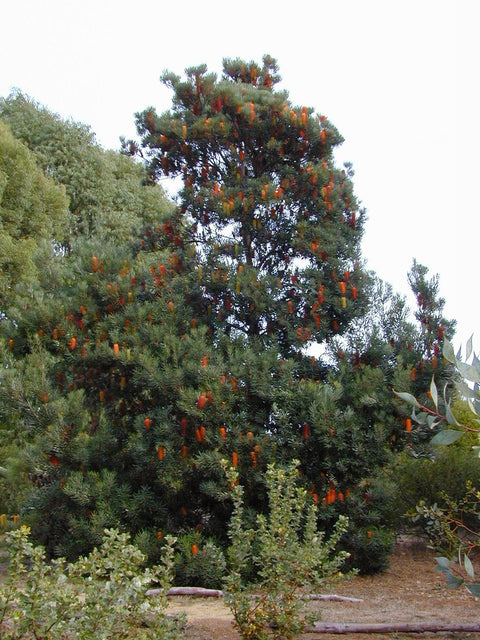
left=0, top=121, right=68, bottom=315
left=0, top=91, right=173, bottom=243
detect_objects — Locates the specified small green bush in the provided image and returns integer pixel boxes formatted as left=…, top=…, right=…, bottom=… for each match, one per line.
left=342, top=526, right=395, bottom=575
left=0, top=526, right=184, bottom=640
left=389, top=447, right=480, bottom=528
left=318, top=474, right=397, bottom=575
left=174, top=530, right=227, bottom=589
left=224, top=460, right=351, bottom=640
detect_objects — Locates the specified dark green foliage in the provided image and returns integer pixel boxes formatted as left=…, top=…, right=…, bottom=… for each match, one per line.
left=130, top=55, right=368, bottom=351
left=329, top=264, right=456, bottom=456
left=342, top=526, right=395, bottom=575
left=173, top=531, right=226, bottom=589
left=387, top=448, right=480, bottom=530
left=0, top=60, right=459, bottom=580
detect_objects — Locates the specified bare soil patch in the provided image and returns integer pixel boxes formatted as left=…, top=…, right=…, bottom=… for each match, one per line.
left=167, top=538, right=480, bottom=640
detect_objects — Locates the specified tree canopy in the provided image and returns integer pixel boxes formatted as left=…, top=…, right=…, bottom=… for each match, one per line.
left=0, top=121, right=69, bottom=312
left=131, top=55, right=368, bottom=354
left=0, top=91, right=173, bottom=243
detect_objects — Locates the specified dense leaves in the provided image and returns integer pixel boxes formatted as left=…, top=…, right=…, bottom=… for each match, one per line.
left=130, top=55, right=368, bottom=351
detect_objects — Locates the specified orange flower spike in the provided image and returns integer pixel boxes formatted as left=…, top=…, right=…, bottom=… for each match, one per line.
left=180, top=418, right=188, bottom=437
left=232, top=451, right=238, bottom=467
left=405, top=418, right=412, bottom=432
left=250, top=451, right=257, bottom=467
left=200, top=425, right=206, bottom=440
left=195, top=427, right=202, bottom=442
left=219, top=426, right=227, bottom=441
left=144, top=417, right=151, bottom=430
left=49, top=455, right=59, bottom=467
left=197, top=394, right=206, bottom=410
left=167, top=301, right=175, bottom=313
left=351, top=286, right=358, bottom=300
left=113, top=343, right=119, bottom=356
left=302, top=423, right=310, bottom=439
left=191, top=543, right=199, bottom=556
left=157, top=445, right=165, bottom=460
left=92, top=256, right=99, bottom=272
left=339, top=281, right=346, bottom=294
left=301, top=106, right=307, bottom=126
left=287, top=300, right=294, bottom=314
left=68, top=337, right=77, bottom=350
left=201, top=355, right=209, bottom=367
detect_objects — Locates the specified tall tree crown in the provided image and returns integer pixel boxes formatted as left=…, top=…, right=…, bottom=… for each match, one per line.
left=132, top=55, right=367, bottom=352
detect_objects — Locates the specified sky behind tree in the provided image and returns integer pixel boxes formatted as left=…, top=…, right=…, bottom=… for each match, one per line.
left=1, top=0, right=478, bottom=349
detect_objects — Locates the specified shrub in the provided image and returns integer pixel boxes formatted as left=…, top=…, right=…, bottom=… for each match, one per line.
left=342, top=526, right=395, bottom=575
left=317, top=473, right=397, bottom=575
left=174, top=530, right=226, bottom=589
left=388, top=447, right=480, bottom=531
left=0, top=526, right=183, bottom=639
left=223, top=460, right=350, bottom=640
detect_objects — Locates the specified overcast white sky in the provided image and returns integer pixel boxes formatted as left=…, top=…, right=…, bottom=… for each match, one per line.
left=1, top=0, right=478, bottom=350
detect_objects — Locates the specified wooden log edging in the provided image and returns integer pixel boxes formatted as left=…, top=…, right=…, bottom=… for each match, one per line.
left=305, top=622, right=480, bottom=634
left=147, top=586, right=224, bottom=597
left=146, top=587, right=362, bottom=602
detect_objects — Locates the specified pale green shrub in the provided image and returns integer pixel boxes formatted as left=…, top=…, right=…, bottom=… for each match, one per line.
left=223, top=460, right=350, bottom=640
left=0, top=526, right=183, bottom=639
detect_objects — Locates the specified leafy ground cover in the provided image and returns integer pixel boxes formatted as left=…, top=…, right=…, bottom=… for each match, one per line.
left=166, top=538, right=480, bottom=640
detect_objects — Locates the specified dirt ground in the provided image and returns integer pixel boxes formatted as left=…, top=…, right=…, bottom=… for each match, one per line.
left=166, top=538, right=480, bottom=640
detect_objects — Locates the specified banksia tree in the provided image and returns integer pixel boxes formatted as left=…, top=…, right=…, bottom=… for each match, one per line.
left=123, top=56, right=391, bottom=559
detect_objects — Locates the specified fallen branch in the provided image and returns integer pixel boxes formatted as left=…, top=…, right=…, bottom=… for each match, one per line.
left=305, top=622, right=480, bottom=634
left=147, top=586, right=224, bottom=598
left=307, top=594, right=363, bottom=602
left=146, top=586, right=362, bottom=601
